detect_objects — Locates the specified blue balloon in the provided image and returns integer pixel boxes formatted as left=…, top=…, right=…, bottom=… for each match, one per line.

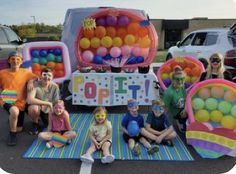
left=136, top=56, right=144, bottom=63
left=54, top=48, right=62, bottom=56
left=48, top=49, right=54, bottom=54
left=31, top=50, right=39, bottom=57
left=127, top=120, right=140, bottom=137
left=39, top=49, right=48, bottom=57
left=126, top=56, right=136, bottom=64
left=93, top=55, right=103, bottom=64
left=103, top=54, right=112, bottom=60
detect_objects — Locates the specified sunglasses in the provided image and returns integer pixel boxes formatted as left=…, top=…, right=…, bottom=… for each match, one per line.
left=42, top=72, right=53, bottom=79
left=173, top=77, right=185, bottom=82
left=210, top=58, right=221, bottom=63
left=152, top=105, right=164, bottom=113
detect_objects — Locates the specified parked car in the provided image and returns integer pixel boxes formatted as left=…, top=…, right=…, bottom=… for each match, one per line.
left=0, top=24, right=25, bottom=69
left=166, top=25, right=236, bottom=76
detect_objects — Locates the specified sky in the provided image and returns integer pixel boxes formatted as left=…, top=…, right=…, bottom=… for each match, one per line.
left=1, top=0, right=236, bottom=25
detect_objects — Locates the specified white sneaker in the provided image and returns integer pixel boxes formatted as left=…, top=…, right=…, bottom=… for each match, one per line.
left=80, top=154, right=94, bottom=164
left=46, top=142, right=53, bottom=149
left=101, top=154, right=115, bottom=164
left=176, top=120, right=185, bottom=133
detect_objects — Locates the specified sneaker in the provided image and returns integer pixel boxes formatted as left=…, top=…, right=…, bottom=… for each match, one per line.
left=46, top=141, right=53, bottom=149
left=29, top=123, right=39, bottom=135
left=80, top=154, right=94, bottom=164
left=147, top=145, right=159, bottom=155
left=101, top=154, right=115, bottom=164
left=132, top=143, right=141, bottom=156
left=161, top=140, right=174, bottom=147
left=7, top=132, right=17, bottom=146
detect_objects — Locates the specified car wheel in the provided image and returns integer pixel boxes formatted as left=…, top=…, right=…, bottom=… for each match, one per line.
left=166, top=53, right=173, bottom=61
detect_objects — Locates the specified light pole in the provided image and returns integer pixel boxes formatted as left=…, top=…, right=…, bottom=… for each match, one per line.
left=30, top=16, right=36, bottom=24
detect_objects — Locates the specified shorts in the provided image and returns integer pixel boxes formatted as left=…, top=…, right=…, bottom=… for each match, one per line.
left=52, top=130, right=68, bottom=135
left=4, top=104, right=25, bottom=127
left=123, top=133, right=143, bottom=143
left=96, top=140, right=112, bottom=150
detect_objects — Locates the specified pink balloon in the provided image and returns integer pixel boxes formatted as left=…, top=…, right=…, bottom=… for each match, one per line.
left=96, top=47, right=108, bottom=57
left=140, top=48, right=150, bottom=58
left=132, top=46, right=141, bottom=57
left=110, top=47, right=121, bottom=58
left=82, top=50, right=94, bottom=62
left=121, top=45, right=131, bottom=56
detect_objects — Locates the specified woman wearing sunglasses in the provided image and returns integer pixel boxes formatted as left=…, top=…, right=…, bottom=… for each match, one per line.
left=199, top=53, right=232, bottom=81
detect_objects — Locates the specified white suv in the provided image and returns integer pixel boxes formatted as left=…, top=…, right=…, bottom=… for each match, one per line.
left=166, top=26, right=236, bottom=64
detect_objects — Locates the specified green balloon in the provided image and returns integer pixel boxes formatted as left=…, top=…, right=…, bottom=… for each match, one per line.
left=39, top=58, right=47, bottom=65
left=192, top=98, right=205, bottom=110
left=231, top=105, right=236, bottom=118
left=32, top=57, right=39, bottom=63
left=47, top=53, right=55, bottom=62
left=205, top=98, right=218, bottom=110
left=218, top=101, right=232, bottom=114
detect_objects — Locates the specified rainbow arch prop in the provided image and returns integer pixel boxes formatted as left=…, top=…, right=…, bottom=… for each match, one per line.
left=76, top=8, right=158, bottom=70
left=22, top=41, right=71, bottom=84
left=50, top=132, right=68, bottom=148
left=186, top=79, right=236, bottom=158
left=157, top=56, right=205, bottom=91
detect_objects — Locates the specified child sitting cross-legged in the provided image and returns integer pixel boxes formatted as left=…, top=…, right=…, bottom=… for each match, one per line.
left=80, top=106, right=115, bottom=164
left=145, top=99, right=177, bottom=146
left=38, top=100, right=76, bottom=148
left=121, top=99, right=159, bottom=156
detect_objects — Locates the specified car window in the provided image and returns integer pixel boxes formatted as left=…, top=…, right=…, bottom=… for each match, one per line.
left=192, top=32, right=207, bottom=46
left=204, top=32, right=218, bottom=46
left=180, top=33, right=194, bottom=46
left=0, top=28, right=9, bottom=44
left=228, top=35, right=236, bottom=47
left=4, top=27, right=20, bottom=43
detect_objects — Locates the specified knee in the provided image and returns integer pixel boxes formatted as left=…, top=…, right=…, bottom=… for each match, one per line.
left=9, top=106, right=20, bottom=119
left=28, top=105, right=40, bottom=116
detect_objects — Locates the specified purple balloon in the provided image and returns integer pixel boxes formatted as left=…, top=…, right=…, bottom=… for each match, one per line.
left=106, top=15, right=117, bottom=26
left=184, top=82, right=192, bottom=89
left=136, top=56, right=144, bottom=63
left=96, top=17, right=106, bottom=26
left=163, top=79, right=172, bottom=87
left=117, top=16, right=129, bottom=26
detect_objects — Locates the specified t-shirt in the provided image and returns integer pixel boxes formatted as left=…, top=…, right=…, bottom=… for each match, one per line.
left=163, top=84, right=186, bottom=118
left=49, top=111, right=68, bottom=132
left=121, top=112, right=145, bottom=129
left=89, top=120, right=112, bottom=142
left=0, top=68, right=37, bottom=111
left=199, top=71, right=232, bottom=81
left=146, top=111, right=171, bottom=131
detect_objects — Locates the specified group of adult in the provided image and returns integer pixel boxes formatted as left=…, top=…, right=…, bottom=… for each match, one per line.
left=0, top=51, right=60, bottom=146
left=163, top=53, right=232, bottom=132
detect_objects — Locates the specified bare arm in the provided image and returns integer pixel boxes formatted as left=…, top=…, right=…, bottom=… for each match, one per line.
left=47, top=113, right=52, bottom=132
left=63, top=111, right=73, bottom=131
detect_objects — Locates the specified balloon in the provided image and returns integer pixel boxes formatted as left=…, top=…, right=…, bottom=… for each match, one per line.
left=101, top=36, right=113, bottom=48
left=124, top=34, right=135, bottom=45
left=54, top=63, right=64, bottom=70
left=39, top=50, right=48, bottom=57
left=184, top=82, right=192, bottom=89
left=96, top=17, right=106, bottom=26
left=82, top=50, right=94, bottom=62
left=191, top=67, right=201, bottom=76
left=113, top=37, right=123, bottom=47
left=192, top=98, right=205, bottom=110
left=198, top=88, right=211, bottom=100
left=96, top=47, right=108, bottom=57
left=138, top=27, right=149, bottom=37
left=132, top=47, right=141, bottom=57
left=55, top=56, right=63, bottom=63
left=80, top=38, right=90, bottom=49
left=121, top=45, right=131, bottom=56
left=32, top=58, right=39, bottom=64
left=83, top=29, right=94, bottom=39
left=117, top=16, right=129, bottom=26
left=205, top=98, right=218, bottom=110
left=162, top=65, right=172, bottom=74
left=161, top=73, right=169, bottom=80
left=103, top=54, right=112, bottom=60
left=191, top=76, right=198, bottom=83
left=140, top=48, right=149, bottom=58
left=210, top=110, right=223, bottom=122
left=95, top=26, right=106, bottom=38
left=126, top=56, right=136, bottom=64
left=47, top=53, right=55, bottom=62
left=116, top=27, right=127, bottom=39
left=110, top=47, right=121, bottom=58
left=93, top=55, right=103, bottom=64
left=136, top=56, right=144, bottom=63
left=211, top=86, right=224, bottom=99
left=90, top=37, right=100, bottom=48
left=127, top=120, right=140, bottom=137
left=218, top=101, right=232, bottom=114
left=224, top=90, right=236, bottom=102
left=54, top=48, right=62, bottom=56
left=47, top=62, right=56, bottom=69
left=221, top=116, right=236, bottom=129
left=163, top=79, right=172, bottom=87
left=32, top=63, right=41, bottom=71
left=185, top=76, right=191, bottom=83
left=195, top=109, right=210, bottom=123
left=139, top=36, right=151, bottom=48
left=127, top=22, right=140, bottom=35
left=31, top=50, right=39, bottom=57
left=231, top=105, right=236, bottom=118
left=106, top=26, right=116, bottom=37
left=106, top=15, right=117, bottom=26
left=184, top=68, right=192, bottom=76
left=39, top=58, right=47, bottom=65
left=54, top=70, right=65, bottom=78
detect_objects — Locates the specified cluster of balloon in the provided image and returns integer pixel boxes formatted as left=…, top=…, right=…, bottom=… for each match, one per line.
left=160, top=57, right=202, bottom=89
left=192, top=86, right=236, bottom=129
left=78, top=12, right=153, bottom=69
left=31, top=48, right=65, bottom=78
left=127, top=120, right=140, bottom=137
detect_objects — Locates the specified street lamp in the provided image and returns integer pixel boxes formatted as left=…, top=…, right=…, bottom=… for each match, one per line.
left=30, top=16, right=36, bottom=24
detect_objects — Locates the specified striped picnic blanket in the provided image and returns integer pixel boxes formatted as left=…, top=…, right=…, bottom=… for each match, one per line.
left=23, top=113, right=194, bottom=161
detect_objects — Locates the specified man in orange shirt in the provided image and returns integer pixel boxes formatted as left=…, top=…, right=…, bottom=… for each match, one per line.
left=0, top=51, right=37, bottom=146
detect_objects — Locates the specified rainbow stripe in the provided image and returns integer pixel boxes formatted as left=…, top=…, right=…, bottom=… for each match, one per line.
left=51, top=132, right=68, bottom=148
left=0, top=90, right=17, bottom=104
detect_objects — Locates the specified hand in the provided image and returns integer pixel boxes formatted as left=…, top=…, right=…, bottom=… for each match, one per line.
left=94, top=141, right=101, bottom=149
left=155, top=136, right=163, bottom=144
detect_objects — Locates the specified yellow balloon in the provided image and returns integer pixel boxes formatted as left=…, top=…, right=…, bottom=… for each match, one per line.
left=139, top=36, right=151, bottom=48
left=195, top=109, right=210, bottom=123
left=124, top=34, right=135, bottom=45
left=161, top=73, right=169, bottom=80
left=90, top=37, right=100, bottom=48
left=79, top=38, right=90, bottom=49
left=221, top=116, right=236, bottom=129
left=113, top=37, right=123, bottom=47
left=101, top=36, right=113, bottom=48
left=210, top=110, right=223, bottom=122
left=185, top=76, right=191, bottom=83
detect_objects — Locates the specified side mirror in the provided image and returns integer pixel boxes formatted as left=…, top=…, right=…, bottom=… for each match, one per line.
left=176, top=41, right=181, bottom=47
left=22, top=38, right=27, bottom=43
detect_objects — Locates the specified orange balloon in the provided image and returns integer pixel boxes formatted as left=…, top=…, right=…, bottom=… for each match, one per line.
left=83, top=29, right=94, bottom=39
left=32, top=70, right=41, bottom=76
left=191, top=67, right=201, bottom=76
left=127, top=22, right=140, bottom=35
left=188, top=62, right=196, bottom=69
left=47, top=62, right=56, bottom=69
left=40, top=65, right=46, bottom=70
left=116, top=27, right=127, bottom=39
left=95, top=26, right=106, bottom=38
left=170, top=62, right=177, bottom=70
left=54, top=70, right=65, bottom=78
left=32, top=63, right=41, bottom=71
left=54, top=63, right=64, bottom=71
left=138, top=36, right=151, bottom=48
left=162, top=65, right=172, bottom=73
left=178, top=60, right=187, bottom=69
left=138, top=27, right=149, bottom=37
left=106, top=26, right=116, bottom=38
left=184, top=67, right=192, bottom=76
